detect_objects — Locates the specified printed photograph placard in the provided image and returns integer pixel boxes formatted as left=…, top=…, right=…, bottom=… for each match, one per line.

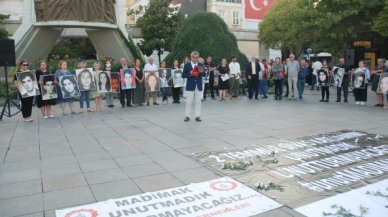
left=317, top=69, right=329, bottom=87
left=145, top=71, right=160, bottom=92
left=172, top=69, right=184, bottom=88
left=16, top=70, right=40, bottom=98
left=120, top=68, right=136, bottom=90
left=110, top=72, right=120, bottom=93
left=59, top=75, right=80, bottom=99
left=332, top=66, right=345, bottom=87
left=377, top=73, right=388, bottom=94
left=159, top=68, right=172, bottom=88
left=96, top=71, right=112, bottom=93
left=203, top=66, right=210, bottom=84
left=75, top=68, right=96, bottom=91
left=352, top=69, right=366, bottom=89
left=40, top=75, right=57, bottom=100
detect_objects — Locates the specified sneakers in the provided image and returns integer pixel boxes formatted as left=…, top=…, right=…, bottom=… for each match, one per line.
left=360, top=102, right=365, bottom=106
left=355, top=101, right=361, bottom=105
left=43, top=115, right=48, bottom=119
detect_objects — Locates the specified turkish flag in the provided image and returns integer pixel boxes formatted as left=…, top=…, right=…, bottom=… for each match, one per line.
left=245, top=0, right=276, bottom=20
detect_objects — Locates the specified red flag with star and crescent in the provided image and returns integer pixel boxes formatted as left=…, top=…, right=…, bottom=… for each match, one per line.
left=245, top=0, right=276, bottom=20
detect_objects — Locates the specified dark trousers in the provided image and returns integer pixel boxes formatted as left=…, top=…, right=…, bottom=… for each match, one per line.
left=283, top=77, right=289, bottom=96
left=274, top=79, right=282, bottom=97
left=120, top=89, right=132, bottom=107
left=209, top=78, right=216, bottom=98
left=20, top=94, right=33, bottom=118
left=321, top=86, right=329, bottom=100
left=248, top=77, right=259, bottom=99
left=337, top=77, right=349, bottom=101
left=172, top=87, right=181, bottom=102
left=203, top=83, right=209, bottom=99
left=354, top=83, right=368, bottom=102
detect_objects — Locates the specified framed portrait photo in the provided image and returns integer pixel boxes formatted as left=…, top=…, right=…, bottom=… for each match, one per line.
left=159, top=68, right=172, bottom=88
left=96, top=71, right=112, bottom=93
left=16, top=70, right=40, bottom=98
left=377, top=73, right=388, bottom=94
left=317, top=69, right=329, bottom=87
left=172, top=69, right=184, bottom=88
left=144, top=71, right=160, bottom=92
left=110, top=72, right=120, bottom=93
left=352, top=69, right=366, bottom=89
left=75, top=68, right=96, bottom=91
left=40, top=75, right=57, bottom=100
left=59, top=75, right=80, bottom=99
left=120, top=68, right=136, bottom=90
left=332, top=67, right=345, bottom=87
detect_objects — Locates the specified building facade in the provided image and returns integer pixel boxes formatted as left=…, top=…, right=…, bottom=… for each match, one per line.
left=125, top=0, right=279, bottom=60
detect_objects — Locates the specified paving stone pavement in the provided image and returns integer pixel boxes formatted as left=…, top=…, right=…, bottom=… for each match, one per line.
left=0, top=88, right=387, bottom=217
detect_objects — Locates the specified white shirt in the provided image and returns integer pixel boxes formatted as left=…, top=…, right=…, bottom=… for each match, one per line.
left=191, top=61, right=197, bottom=69
left=229, top=62, right=241, bottom=77
left=144, top=63, right=158, bottom=72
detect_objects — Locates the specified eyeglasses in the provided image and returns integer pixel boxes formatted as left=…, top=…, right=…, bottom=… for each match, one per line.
left=22, top=64, right=29, bottom=67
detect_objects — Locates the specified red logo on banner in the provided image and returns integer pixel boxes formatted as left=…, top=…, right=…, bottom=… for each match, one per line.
left=65, top=209, right=98, bottom=217
left=210, top=180, right=238, bottom=191
left=245, top=0, right=276, bottom=20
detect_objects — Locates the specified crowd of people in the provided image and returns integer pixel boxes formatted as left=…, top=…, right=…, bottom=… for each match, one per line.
left=12, top=53, right=388, bottom=122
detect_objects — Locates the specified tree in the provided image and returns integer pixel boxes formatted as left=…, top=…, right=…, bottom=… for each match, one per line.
left=165, top=12, right=248, bottom=69
left=259, top=0, right=385, bottom=58
left=0, top=14, right=9, bottom=39
left=128, top=0, right=184, bottom=63
left=373, top=1, right=388, bottom=37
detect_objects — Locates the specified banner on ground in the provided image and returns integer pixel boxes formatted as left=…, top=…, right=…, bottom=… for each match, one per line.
left=191, top=130, right=388, bottom=209
left=56, top=177, right=282, bottom=217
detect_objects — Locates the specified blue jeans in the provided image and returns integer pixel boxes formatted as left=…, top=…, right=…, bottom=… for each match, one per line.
left=297, top=78, right=306, bottom=99
left=80, top=91, right=90, bottom=109
left=161, top=87, right=168, bottom=101
left=259, top=80, right=268, bottom=97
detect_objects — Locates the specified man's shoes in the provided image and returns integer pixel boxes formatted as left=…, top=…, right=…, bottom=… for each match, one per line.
left=320, top=99, right=324, bottom=102
left=255, top=97, right=259, bottom=100
left=184, top=117, right=190, bottom=122
left=147, top=102, right=150, bottom=106
left=263, top=96, right=268, bottom=99
left=108, top=105, right=114, bottom=108
left=344, top=100, right=348, bottom=103
left=127, top=105, right=132, bottom=107
left=336, top=99, right=341, bottom=103
left=153, top=102, right=159, bottom=105
left=325, top=99, right=329, bottom=102
left=274, top=97, right=278, bottom=100
left=195, top=117, right=202, bottom=122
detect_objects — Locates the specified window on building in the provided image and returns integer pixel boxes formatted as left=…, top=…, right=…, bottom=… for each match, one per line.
left=219, top=10, right=226, bottom=22
left=232, top=11, right=240, bottom=25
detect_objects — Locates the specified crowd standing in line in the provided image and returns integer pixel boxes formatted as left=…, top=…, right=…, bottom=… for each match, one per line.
left=13, top=53, right=388, bottom=122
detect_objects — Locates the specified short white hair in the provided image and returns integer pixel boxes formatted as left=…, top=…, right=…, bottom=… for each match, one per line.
left=191, top=51, right=199, bottom=57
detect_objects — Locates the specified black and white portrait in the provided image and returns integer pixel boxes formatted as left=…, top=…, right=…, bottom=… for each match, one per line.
left=40, top=75, right=57, bottom=100
left=76, top=68, right=96, bottom=91
left=377, top=73, right=388, bottom=94
left=332, top=67, right=345, bottom=87
left=96, top=71, right=112, bottom=93
left=16, top=70, right=40, bottom=98
left=203, top=66, right=210, bottom=84
left=172, top=69, right=184, bottom=87
left=159, top=68, right=172, bottom=88
left=317, top=69, right=329, bottom=86
left=59, top=75, right=80, bottom=99
left=352, top=70, right=366, bottom=89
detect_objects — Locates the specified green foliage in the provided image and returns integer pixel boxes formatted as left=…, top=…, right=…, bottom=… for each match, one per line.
left=165, top=12, right=248, bottom=69
left=0, top=80, right=18, bottom=100
left=117, top=29, right=145, bottom=65
left=0, top=14, right=9, bottom=39
left=255, top=181, right=285, bottom=192
left=322, top=204, right=368, bottom=217
left=38, top=58, right=98, bottom=74
left=222, top=160, right=253, bottom=170
left=259, top=0, right=385, bottom=57
left=373, top=1, right=388, bottom=37
left=48, top=39, right=96, bottom=60
left=130, top=0, right=184, bottom=61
